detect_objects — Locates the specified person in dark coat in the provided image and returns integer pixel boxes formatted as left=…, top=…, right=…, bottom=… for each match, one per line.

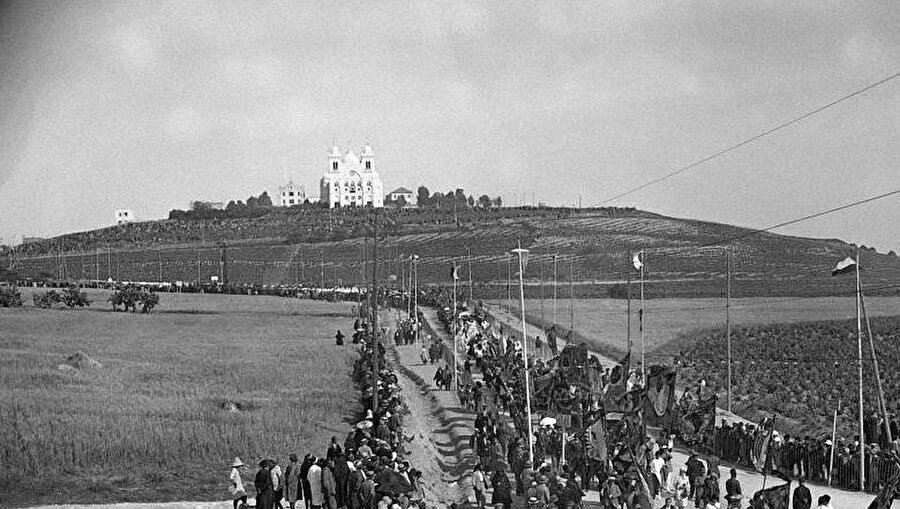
left=347, top=462, right=366, bottom=509
left=335, top=330, right=344, bottom=346
left=792, top=478, right=812, bottom=509
left=299, top=454, right=315, bottom=509
left=490, top=464, right=514, bottom=509
left=332, top=455, right=351, bottom=509
left=255, top=460, right=274, bottom=509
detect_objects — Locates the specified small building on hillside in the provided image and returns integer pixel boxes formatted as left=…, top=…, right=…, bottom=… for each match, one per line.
left=386, top=187, right=415, bottom=207
left=114, top=209, right=134, bottom=225
left=279, top=180, right=307, bottom=206
left=319, top=144, right=384, bottom=208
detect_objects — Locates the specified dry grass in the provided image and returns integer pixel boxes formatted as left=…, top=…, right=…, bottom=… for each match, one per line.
left=0, top=291, right=360, bottom=507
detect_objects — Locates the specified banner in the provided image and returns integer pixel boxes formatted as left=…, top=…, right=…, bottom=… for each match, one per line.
left=644, top=365, right=677, bottom=421
left=752, top=482, right=790, bottom=509
left=751, top=418, right=775, bottom=472
left=585, top=417, right=608, bottom=462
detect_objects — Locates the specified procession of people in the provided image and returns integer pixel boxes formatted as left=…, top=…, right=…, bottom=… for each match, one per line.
left=229, top=317, right=426, bottom=509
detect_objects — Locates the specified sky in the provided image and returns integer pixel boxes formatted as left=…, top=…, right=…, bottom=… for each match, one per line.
left=1, top=1, right=898, bottom=251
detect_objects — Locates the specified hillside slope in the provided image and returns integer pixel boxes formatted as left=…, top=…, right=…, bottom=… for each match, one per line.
left=8, top=207, right=900, bottom=298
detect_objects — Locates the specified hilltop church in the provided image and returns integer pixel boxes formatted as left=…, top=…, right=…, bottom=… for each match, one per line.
left=319, top=144, right=384, bottom=208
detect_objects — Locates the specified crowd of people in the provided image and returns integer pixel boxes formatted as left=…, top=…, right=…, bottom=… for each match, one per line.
left=227, top=317, right=426, bottom=509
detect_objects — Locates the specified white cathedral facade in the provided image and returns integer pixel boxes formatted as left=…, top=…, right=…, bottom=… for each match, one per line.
left=319, top=144, right=384, bottom=208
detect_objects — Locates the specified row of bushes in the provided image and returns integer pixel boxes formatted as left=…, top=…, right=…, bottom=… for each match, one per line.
left=0, top=285, right=158, bottom=313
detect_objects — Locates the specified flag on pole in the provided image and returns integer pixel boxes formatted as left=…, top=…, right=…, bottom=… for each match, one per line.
left=451, top=264, right=459, bottom=280
left=632, top=251, right=643, bottom=270
left=751, top=417, right=775, bottom=472
left=752, top=482, right=791, bottom=509
left=831, top=256, right=857, bottom=276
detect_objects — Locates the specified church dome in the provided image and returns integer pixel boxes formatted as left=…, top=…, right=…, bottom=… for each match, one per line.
left=329, top=145, right=341, bottom=157
left=342, top=149, right=360, bottom=165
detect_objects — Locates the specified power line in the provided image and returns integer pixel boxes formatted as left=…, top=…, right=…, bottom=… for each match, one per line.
left=593, top=70, right=900, bottom=207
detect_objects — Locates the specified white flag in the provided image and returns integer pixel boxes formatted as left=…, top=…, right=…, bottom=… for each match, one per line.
left=632, top=251, right=643, bottom=270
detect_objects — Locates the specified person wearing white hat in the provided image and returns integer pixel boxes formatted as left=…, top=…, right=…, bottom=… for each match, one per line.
left=230, top=457, right=247, bottom=509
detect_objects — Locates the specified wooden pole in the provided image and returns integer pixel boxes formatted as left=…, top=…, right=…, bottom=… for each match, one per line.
left=467, top=247, right=473, bottom=304
left=640, top=250, right=645, bottom=378
left=539, top=256, right=545, bottom=324
left=569, top=260, right=574, bottom=331
left=726, top=249, right=732, bottom=413
left=371, top=210, right=379, bottom=413
left=856, top=248, right=865, bottom=491
left=627, top=274, right=632, bottom=354
left=829, top=400, right=839, bottom=486
left=514, top=245, right=534, bottom=465
left=861, top=287, right=893, bottom=445
left=553, top=254, right=559, bottom=325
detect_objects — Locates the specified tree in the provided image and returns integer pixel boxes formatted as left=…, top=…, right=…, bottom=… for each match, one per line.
left=417, top=186, right=431, bottom=208
left=467, top=195, right=475, bottom=207
left=257, top=191, right=273, bottom=208
left=478, top=194, right=492, bottom=208
left=62, top=286, right=91, bottom=308
left=395, top=195, right=407, bottom=208
left=246, top=196, right=258, bottom=208
left=493, top=196, right=503, bottom=207
left=454, top=188, right=467, bottom=205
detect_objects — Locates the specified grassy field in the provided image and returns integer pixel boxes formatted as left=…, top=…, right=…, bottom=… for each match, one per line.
left=507, top=296, right=900, bottom=361
left=0, top=290, right=360, bottom=507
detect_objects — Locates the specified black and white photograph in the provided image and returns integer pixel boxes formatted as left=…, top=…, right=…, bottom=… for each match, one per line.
left=1, top=2, right=899, bottom=508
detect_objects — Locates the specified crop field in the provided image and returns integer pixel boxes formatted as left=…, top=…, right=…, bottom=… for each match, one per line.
left=0, top=291, right=360, bottom=507
left=506, top=295, right=900, bottom=361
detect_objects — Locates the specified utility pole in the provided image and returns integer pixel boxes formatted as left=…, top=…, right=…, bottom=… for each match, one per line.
left=320, top=251, right=324, bottom=289
left=726, top=248, right=732, bottom=413
left=158, top=247, right=163, bottom=283
left=553, top=254, right=559, bottom=325
left=506, top=253, right=511, bottom=306
left=539, top=256, right=545, bottom=324
left=467, top=247, right=473, bottom=304
left=512, top=244, right=534, bottom=465
left=569, top=260, right=575, bottom=331
left=106, top=247, right=111, bottom=280
left=371, top=209, right=380, bottom=413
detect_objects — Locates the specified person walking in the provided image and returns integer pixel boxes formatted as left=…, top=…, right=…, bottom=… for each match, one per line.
left=725, top=468, right=742, bottom=509
left=300, top=454, right=315, bottom=509
left=307, top=457, right=324, bottom=509
left=229, top=457, right=248, bottom=509
left=321, top=458, right=337, bottom=509
left=255, top=460, right=274, bottom=509
left=285, top=454, right=301, bottom=509
left=472, top=463, right=487, bottom=508
left=792, top=478, right=812, bottom=509
left=490, top=464, right=514, bottom=509
left=271, top=459, right=285, bottom=509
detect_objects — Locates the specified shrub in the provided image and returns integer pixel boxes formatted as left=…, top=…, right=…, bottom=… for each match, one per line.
left=33, top=290, right=62, bottom=309
left=0, top=286, right=23, bottom=307
left=109, top=285, right=159, bottom=313
left=62, top=286, right=91, bottom=308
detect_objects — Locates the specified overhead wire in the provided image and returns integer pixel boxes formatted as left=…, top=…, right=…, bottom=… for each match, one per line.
left=592, top=70, right=900, bottom=207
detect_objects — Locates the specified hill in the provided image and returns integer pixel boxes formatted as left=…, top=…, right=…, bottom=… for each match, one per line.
left=7, top=206, right=900, bottom=298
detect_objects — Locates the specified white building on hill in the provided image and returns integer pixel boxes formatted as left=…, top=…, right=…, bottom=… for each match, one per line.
left=319, top=144, right=383, bottom=208
left=279, top=180, right=306, bottom=206
left=114, top=209, right=134, bottom=225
